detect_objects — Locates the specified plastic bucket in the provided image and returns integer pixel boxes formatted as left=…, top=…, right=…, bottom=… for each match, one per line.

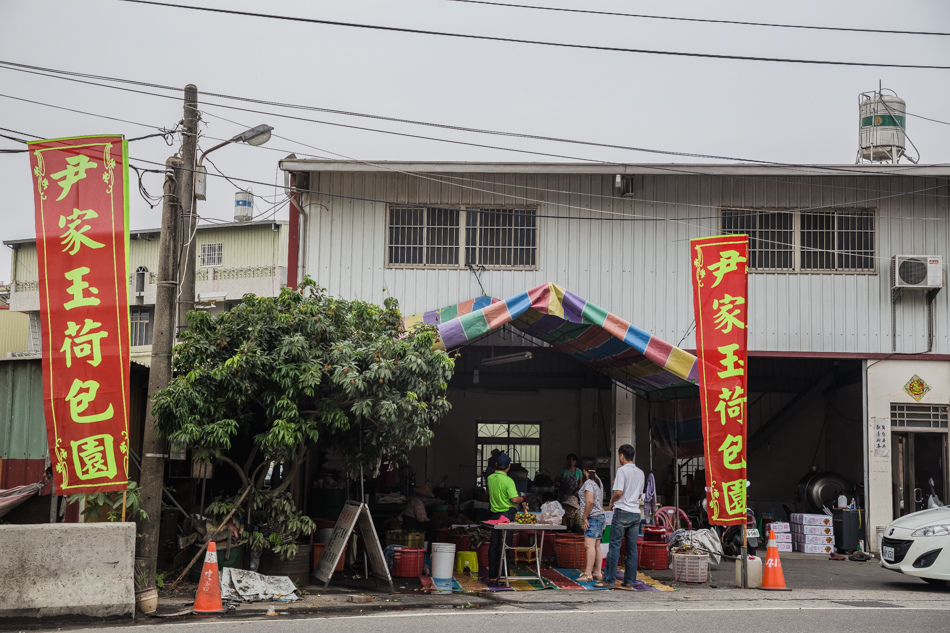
left=431, top=543, right=456, bottom=579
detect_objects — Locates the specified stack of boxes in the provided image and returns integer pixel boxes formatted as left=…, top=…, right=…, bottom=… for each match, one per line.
left=767, top=520, right=792, bottom=553
left=790, top=513, right=836, bottom=554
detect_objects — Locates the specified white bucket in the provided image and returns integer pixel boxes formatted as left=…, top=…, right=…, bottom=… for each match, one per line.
left=735, top=555, right=763, bottom=588
left=431, top=543, right=456, bottom=579
left=876, top=526, right=886, bottom=554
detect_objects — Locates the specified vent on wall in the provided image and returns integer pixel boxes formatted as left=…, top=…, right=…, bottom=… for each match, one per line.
left=892, top=255, right=943, bottom=290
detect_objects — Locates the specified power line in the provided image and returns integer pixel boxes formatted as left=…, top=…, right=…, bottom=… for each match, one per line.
left=2, top=61, right=945, bottom=182
left=115, top=0, right=950, bottom=70
left=444, top=0, right=950, bottom=37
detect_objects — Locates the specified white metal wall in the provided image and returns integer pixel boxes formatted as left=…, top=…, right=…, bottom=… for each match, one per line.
left=301, top=170, right=950, bottom=355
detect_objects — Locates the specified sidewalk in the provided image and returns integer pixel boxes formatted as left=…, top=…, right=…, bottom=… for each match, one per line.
left=147, top=552, right=950, bottom=621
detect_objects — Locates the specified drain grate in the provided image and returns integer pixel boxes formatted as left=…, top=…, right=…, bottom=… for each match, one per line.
left=833, top=601, right=903, bottom=609
left=516, top=603, right=577, bottom=610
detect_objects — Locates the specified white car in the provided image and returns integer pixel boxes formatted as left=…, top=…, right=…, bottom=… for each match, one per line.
left=880, top=506, right=950, bottom=585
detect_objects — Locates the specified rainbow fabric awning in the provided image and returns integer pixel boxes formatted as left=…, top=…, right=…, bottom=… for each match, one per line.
left=415, top=283, right=699, bottom=397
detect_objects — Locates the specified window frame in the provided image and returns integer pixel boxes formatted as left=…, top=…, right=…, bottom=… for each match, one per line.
left=130, top=306, right=154, bottom=347
left=720, top=207, right=877, bottom=274
left=476, top=421, right=541, bottom=486
left=199, top=242, right=224, bottom=268
left=386, top=205, right=539, bottom=270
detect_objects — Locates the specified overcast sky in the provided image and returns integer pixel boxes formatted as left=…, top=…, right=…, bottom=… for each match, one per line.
left=2, top=0, right=949, bottom=283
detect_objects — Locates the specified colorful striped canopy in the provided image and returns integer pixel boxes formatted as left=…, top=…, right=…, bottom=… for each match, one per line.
left=407, top=283, right=699, bottom=397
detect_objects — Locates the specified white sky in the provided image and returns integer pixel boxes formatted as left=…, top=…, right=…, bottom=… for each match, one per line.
left=2, top=0, right=949, bottom=283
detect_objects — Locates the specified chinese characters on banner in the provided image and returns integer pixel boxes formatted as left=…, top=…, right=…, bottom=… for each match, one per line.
left=690, top=235, right=749, bottom=526
left=29, top=135, right=131, bottom=494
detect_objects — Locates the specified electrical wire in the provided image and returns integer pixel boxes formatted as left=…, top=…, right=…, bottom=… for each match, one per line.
left=443, top=0, right=950, bottom=37
left=115, top=0, right=950, bottom=69
left=1, top=61, right=947, bottom=182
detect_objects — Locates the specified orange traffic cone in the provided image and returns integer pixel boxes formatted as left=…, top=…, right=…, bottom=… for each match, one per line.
left=192, top=541, right=225, bottom=614
left=760, top=529, right=790, bottom=591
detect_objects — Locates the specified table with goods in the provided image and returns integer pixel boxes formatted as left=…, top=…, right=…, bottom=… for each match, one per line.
left=485, top=509, right=566, bottom=587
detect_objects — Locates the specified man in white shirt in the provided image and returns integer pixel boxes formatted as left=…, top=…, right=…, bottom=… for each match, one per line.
left=602, top=444, right=645, bottom=589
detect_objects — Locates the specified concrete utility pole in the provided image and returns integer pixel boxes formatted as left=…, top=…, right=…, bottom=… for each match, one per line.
left=177, top=84, right=199, bottom=332
left=137, top=156, right=184, bottom=584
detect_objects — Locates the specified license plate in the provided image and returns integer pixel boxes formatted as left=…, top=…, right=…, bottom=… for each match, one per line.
left=746, top=528, right=759, bottom=538
left=882, top=545, right=895, bottom=562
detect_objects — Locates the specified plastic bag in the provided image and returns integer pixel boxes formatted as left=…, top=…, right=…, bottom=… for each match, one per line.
left=539, top=501, right=565, bottom=525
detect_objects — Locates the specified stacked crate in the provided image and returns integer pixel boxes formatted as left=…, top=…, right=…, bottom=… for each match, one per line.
left=790, top=513, right=836, bottom=554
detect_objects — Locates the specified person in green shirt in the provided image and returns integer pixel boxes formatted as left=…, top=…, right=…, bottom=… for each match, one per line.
left=487, top=453, right=523, bottom=585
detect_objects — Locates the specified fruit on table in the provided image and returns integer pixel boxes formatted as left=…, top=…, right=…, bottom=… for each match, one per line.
left=516, top=512, right=535, bottom=524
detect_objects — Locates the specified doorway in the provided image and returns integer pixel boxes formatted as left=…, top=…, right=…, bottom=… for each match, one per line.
left=892, top=432, right=948, bottom=517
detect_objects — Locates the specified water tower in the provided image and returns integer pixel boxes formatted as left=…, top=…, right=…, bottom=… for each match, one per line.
left=857, top=87, right=910, bottom=164
left=234, top=189, right=253, bottom=222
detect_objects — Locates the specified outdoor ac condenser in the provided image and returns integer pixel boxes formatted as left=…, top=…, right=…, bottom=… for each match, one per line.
left=892, top=255, right=944, bottom=290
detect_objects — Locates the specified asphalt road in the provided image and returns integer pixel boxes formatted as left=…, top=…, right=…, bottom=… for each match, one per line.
left=56, top=602, right=950, bottom=633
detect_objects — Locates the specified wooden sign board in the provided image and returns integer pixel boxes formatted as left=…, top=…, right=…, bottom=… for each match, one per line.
left=313, top=500, right=393, bottom=591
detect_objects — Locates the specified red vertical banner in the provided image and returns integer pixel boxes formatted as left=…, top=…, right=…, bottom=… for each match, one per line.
left=691, top=235, right=749, bottom=526
left=29, top=135, right=131, bottom=494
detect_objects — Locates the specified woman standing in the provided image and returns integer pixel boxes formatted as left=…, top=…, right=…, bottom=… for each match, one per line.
left=554, top=453, right=582, bottom=504
left=576, top=458, right=606, bottom=583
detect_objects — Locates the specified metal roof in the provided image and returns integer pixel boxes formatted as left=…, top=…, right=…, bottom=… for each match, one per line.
left=279, top=159, right=950, bottom=178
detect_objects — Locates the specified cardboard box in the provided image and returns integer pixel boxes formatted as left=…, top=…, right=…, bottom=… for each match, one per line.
left=792, top=534, right=835, bottom=545
left=772, top=532, right=792, bottom=542
left=791, top=523, right=834, bottom=535
left=791, top=513, right=833, bottom=526
left=793, top=542, right=835, bottom=554
left=767, top=521, right=790, bottom=533
left=776, top=542, right=793, bottom=553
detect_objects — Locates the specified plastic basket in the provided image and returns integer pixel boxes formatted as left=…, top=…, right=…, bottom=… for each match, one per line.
left=392, top=547, right=425, bottom=577
left=476, top=542, right=490, bottom=569
left=637, top=542, right=670, bottom=570
left=672, top=552, right=709, bottom=583
left=386, top=530, right=425, bottom=549
left=447, top=533, right=473, bottom=551
left=554, top=535, right=586, bottom=569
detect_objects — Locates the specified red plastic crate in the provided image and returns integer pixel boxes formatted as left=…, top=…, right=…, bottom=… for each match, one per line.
left=392, top=547, right=425, bottom=577
left=637, top=541, right=670, bottom=570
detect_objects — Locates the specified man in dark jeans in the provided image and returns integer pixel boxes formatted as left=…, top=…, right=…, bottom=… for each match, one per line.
left=486, top=453, right=523, bottom=585
left=601, top=444, right=645, bottom=589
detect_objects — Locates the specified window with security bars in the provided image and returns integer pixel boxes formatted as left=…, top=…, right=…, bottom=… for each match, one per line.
left=891, top=403, right=949, bottom=429
left=199, top=242, right=223, bottom=267
left=388, top=206, right=537, bottom=269
left=476, top=422, right=541, bottom=486
left=722, top=208, right=875, bottom=273
left=130, top=307, right=153, bottom=346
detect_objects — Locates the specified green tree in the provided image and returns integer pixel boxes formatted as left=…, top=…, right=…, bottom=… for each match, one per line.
left=152, top=279, right=454, bottom=558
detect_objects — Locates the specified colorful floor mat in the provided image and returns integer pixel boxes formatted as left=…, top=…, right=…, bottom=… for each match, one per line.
left=419, top=564, right=674, bottom=593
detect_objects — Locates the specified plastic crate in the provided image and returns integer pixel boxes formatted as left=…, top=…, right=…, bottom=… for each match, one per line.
left=386, top=530, right=425, bottom=549
left=637, top=542, right=670, bottom=570
left=447, top=533, right=473, bottom=551
left=392, top=547, right=425, bottom=577
left=672, top=552, right=709, bottom=583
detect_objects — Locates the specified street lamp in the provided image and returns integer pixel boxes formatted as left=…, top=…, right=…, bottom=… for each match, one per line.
left=194, top=124, right=273, bottom=200
left=181, top=123, right=273, bottom=331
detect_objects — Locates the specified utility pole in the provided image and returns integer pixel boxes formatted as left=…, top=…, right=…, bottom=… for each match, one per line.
left=137, top=156, right=184, bottom=584
left=177, top=84, right=199, bottom=332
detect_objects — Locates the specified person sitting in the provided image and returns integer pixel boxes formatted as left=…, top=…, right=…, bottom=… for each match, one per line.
left=400, top=484, right=438, bottom=547
left=554, top=453, right=582, bottom=504
left=561, top=496, right=585, bottom=534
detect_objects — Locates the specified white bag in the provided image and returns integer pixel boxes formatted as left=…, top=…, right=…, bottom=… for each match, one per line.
left=539, top=501, right=565, bottom=525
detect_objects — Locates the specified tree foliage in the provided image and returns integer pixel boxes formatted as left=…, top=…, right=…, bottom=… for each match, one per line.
left=152, top=279, right=455, bottom=556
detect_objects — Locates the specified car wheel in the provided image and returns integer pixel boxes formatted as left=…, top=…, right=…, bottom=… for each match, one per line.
left=922, top=578, right=949, bottom=588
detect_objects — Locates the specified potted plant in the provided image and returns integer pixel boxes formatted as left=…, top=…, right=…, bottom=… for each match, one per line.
left=133, top=559, right=159, bottom=614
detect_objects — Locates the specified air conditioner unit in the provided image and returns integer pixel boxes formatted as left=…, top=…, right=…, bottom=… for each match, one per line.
left=892, top=255, right=944, bottom=290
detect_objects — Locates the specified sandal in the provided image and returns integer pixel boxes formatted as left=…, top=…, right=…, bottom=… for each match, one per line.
left=576, top=573, right=594, bottom=583
left=592, top=581, right=610, bottom=588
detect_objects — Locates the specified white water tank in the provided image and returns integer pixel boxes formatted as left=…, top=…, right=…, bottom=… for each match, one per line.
left=858, top=91, right=906, bottom=163
left=234, top=189, right=253, bottom=221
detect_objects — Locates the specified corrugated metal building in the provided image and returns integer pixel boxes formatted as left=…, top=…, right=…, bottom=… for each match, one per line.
left=281, top=160, right=950, bottom=551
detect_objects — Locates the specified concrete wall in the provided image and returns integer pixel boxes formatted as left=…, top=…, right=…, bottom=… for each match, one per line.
left=0, top=523, right=135, bottom=620
left=410, top=387, right=613, bottom=489
left=866, top=359, right=950, bottom=551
